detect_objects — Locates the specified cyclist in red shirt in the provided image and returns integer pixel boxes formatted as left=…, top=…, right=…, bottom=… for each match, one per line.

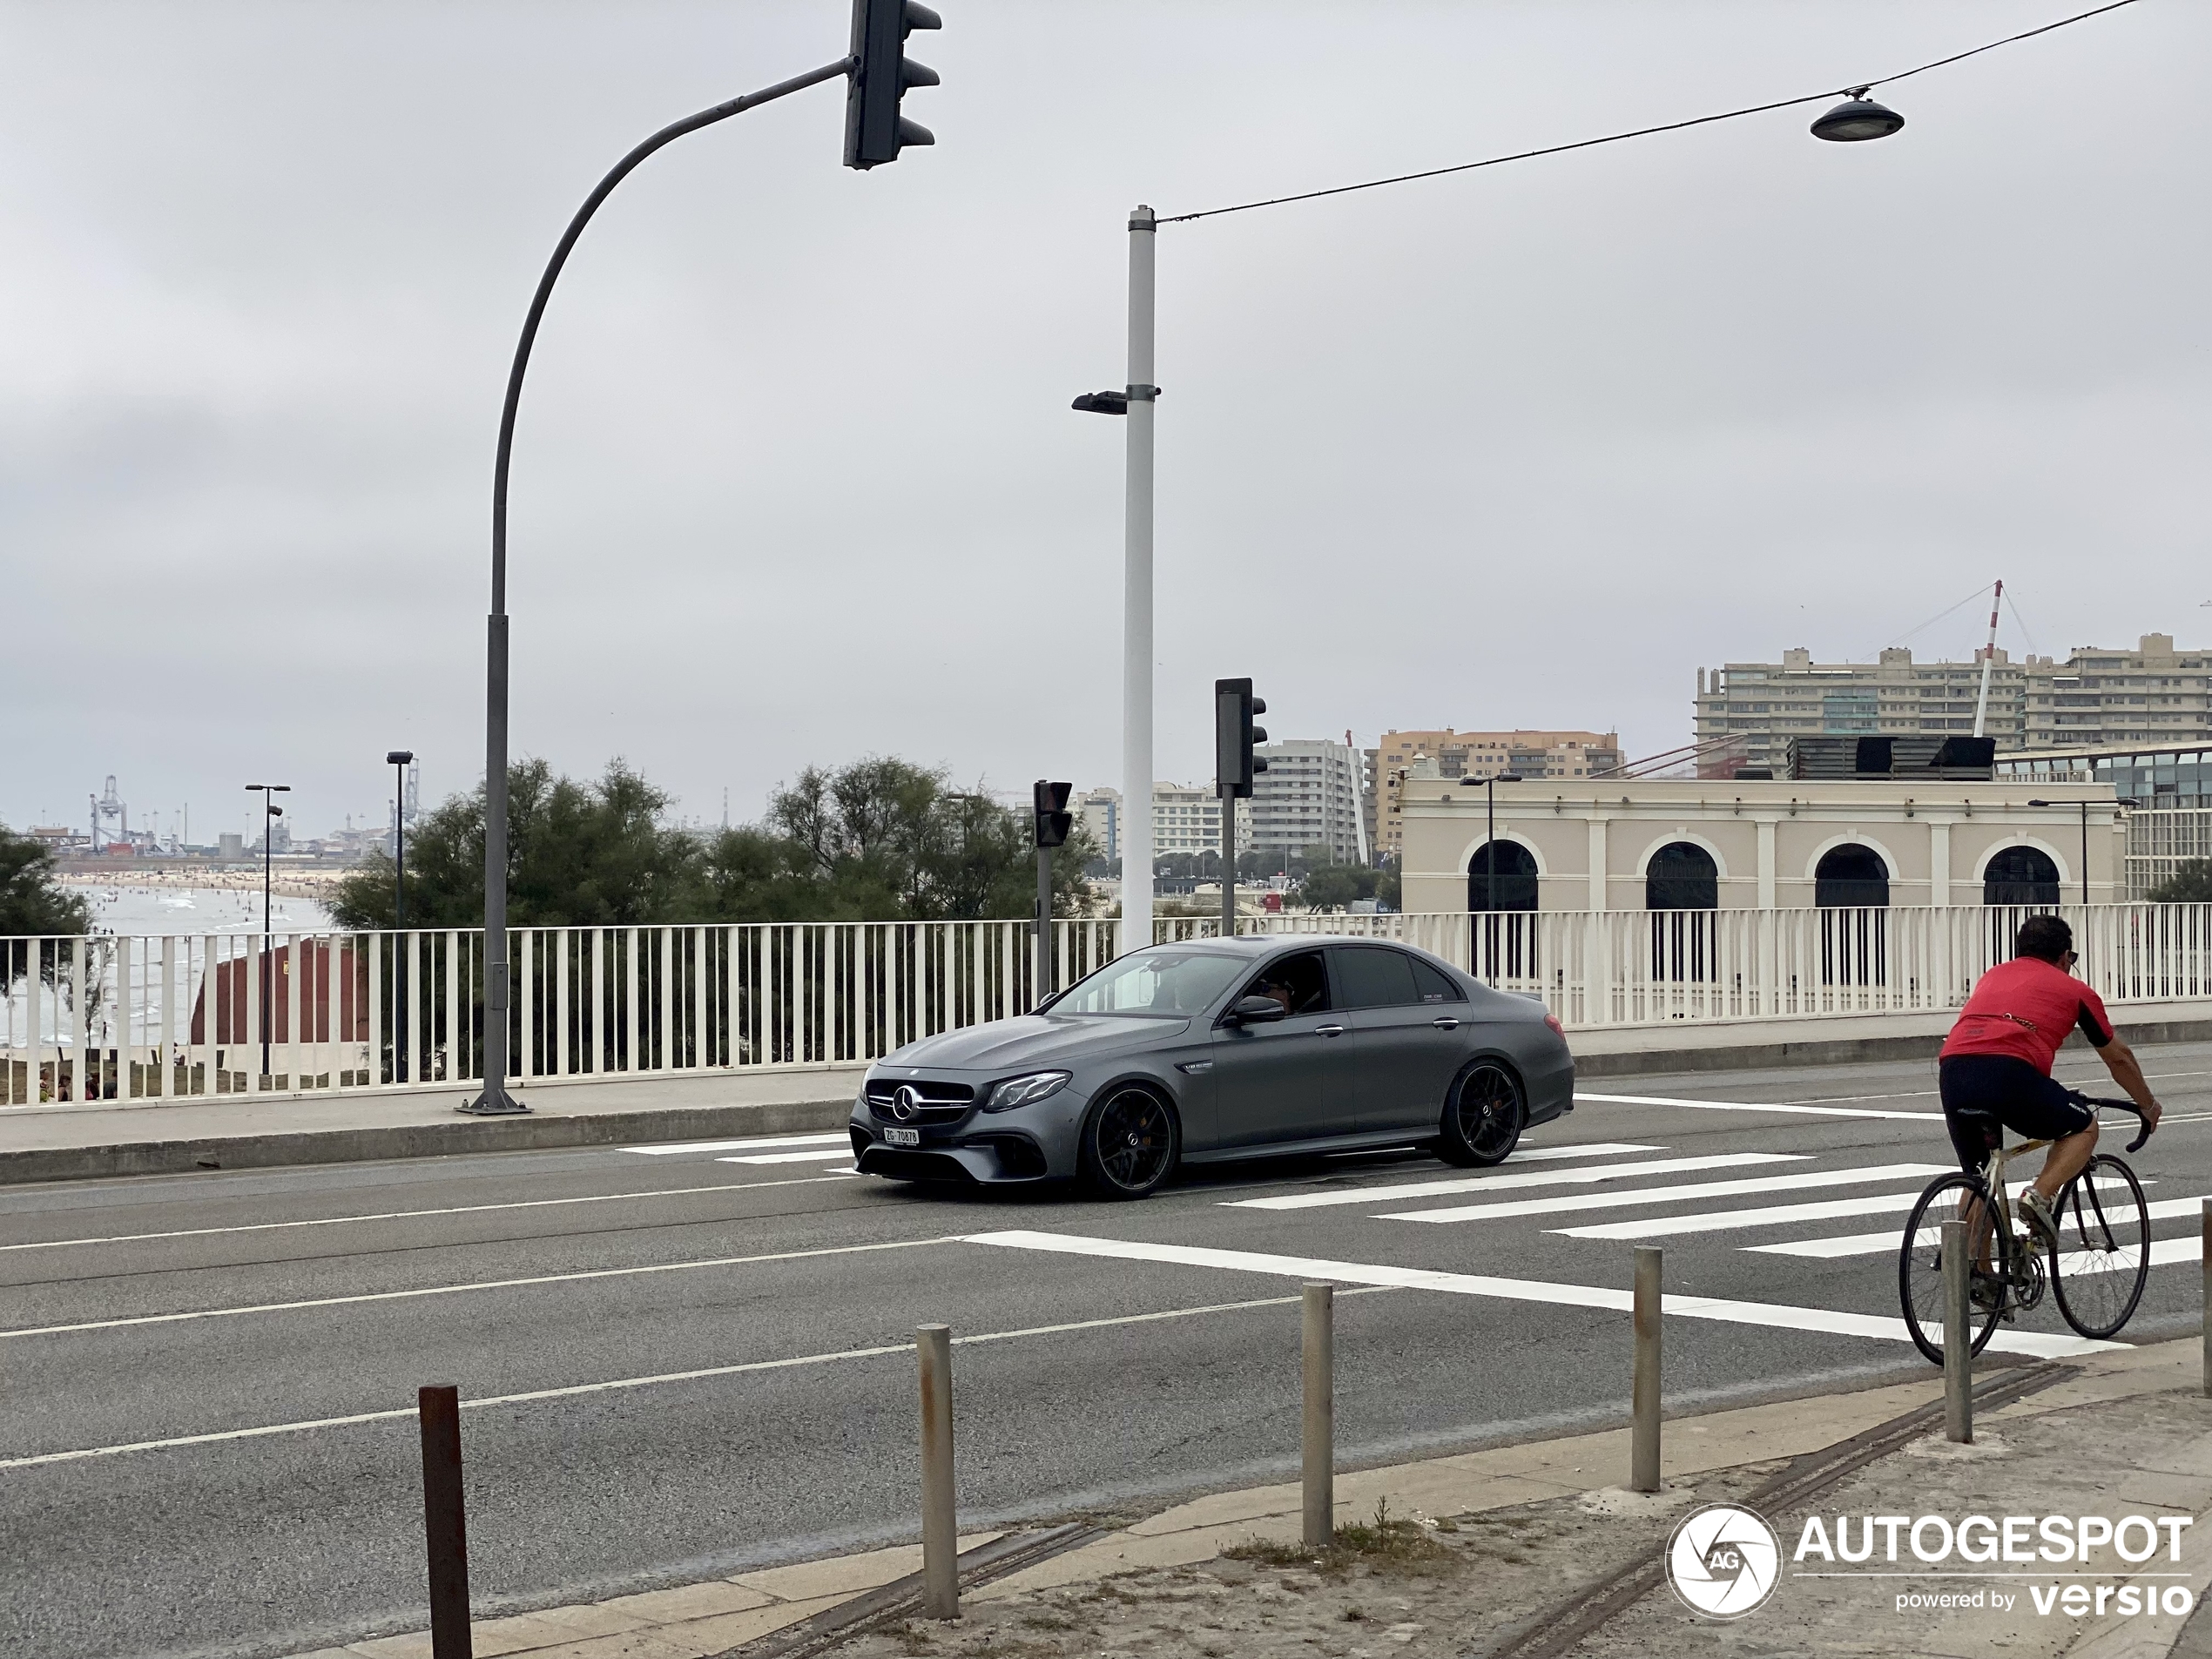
left=1939, top=914, right=2160, bottom=1247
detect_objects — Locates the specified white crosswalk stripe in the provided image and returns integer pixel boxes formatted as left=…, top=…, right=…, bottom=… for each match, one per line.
left=1748, top=1193, right=2209, bottom=1258
left=716, top=1149, right=858, bottom=1165
left=1577, top=1091, right=1942, bottom=1123
left=1378, top=1163, right=1954, bottom=1225
left=1225, top=1153, right=1805, bottom=1212
left=624, top=1133, right=850, bottom=1157
left=1554, top=1177, right=2141, bottom=1242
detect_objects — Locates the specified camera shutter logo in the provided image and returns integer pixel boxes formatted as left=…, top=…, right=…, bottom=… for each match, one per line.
left=891, top=1085, right=922, bottom=1123
left=1666, top=1504, right=1780, bottom=1619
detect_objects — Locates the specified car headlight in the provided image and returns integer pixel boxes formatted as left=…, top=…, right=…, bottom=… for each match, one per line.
left=983, top=1070, right=1071, bottom=1113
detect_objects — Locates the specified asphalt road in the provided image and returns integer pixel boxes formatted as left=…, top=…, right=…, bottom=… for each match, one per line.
left=6, top=1041, right=2210, bottom=1659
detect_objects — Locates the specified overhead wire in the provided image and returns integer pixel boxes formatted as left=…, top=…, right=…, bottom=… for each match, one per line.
left=1159, top=0, right=2144, bottom=225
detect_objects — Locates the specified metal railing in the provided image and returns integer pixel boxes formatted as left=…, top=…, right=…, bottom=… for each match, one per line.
left=5, top=904, right=2208, bottom=1104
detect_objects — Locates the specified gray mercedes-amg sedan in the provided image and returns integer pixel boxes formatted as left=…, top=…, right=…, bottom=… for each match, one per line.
left=848, top=934, right=1575, bottom=1198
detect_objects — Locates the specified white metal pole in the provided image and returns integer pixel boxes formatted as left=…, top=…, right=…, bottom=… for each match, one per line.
left=1122, top=204, right=1157, bottom=949
left=1972, top=578, right=2002, bottom=738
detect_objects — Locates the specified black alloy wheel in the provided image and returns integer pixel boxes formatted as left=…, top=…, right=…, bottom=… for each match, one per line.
left=1079, top=1087, right=1179, bottom=1199
left=1439, top=1062, right=1525, bottom=1167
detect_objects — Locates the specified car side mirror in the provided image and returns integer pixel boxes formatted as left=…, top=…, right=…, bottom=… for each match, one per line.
left=1227, top=995, right=1287, bottom=1026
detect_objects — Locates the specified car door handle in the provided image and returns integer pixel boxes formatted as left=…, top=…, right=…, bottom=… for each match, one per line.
left=1431, top=1018, right=1461, bottom=1030
left=1313, top=1025, right=1346, bottom=1037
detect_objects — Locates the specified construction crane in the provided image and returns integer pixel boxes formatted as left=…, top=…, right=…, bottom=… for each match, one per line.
left=89, top=776, right=126, bottom=847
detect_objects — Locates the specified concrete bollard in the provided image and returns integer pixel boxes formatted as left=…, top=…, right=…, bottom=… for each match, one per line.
left=1630, top=1246, right=1662, bottom=1493
left=1302, top=1283, right=1334, bottom=1549
left=916, top=1325, right=958, bottom=1620
left=417, top=1386, right=473, bottom=1659
left=1943, top=1218, right=1973, bottom=1444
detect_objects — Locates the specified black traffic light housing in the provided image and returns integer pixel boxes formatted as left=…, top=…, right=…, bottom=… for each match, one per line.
left=1033, top=780, right=1073, bottom=849
left=845, top=0, right=941, bottom=170
left=1215, top=678, right=1267, bottom=799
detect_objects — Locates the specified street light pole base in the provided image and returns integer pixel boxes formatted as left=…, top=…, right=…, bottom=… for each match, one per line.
left=457, top=1089, right=531, bottom=1116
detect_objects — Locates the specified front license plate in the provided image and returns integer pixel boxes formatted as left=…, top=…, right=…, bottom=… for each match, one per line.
left=883, top=1126, right=921, bottom=1147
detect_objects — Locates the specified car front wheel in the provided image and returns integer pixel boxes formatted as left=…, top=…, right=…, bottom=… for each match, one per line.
left=1077, top=1087, right=1179, bottom=1199
left=1438, top=1062, right=1524, bottom=1167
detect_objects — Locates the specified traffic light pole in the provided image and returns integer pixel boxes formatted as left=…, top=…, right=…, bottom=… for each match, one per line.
left=1219, top=785, right=1235, bottom=940
left=464, top=55, right=854, bottom=1117
left=1035, top=846, right=1053, bottom=1004
left=1121, top=206, right=1157, bottom=953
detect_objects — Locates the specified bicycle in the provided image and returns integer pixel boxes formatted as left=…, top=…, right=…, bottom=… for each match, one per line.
left=1898, top=1095, right=2154, bottom=1364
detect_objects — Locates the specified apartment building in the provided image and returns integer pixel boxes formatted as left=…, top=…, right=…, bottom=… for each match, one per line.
left=1250, top=738, right=1364, bottom=864
left=1692, top=635, right=2211, bottom=772
left=1075, top=786, right=1120, bottom=863
left=1366, top=729, right=1622, bottom=858
left=1150, top=783, right=1251, bottom=858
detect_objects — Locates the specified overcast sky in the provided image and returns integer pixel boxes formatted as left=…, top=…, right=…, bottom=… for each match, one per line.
left=5, top=1, right=2207, bottom=844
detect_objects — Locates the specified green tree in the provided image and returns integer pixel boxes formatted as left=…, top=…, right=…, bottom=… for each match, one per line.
left=327, top=759, right=703, bottom=929
left=2150, top=860, right=2212, bottom=903
left=0, top=825, right=92, bottom=938
left=1292, top=847, right=1399, bottom=913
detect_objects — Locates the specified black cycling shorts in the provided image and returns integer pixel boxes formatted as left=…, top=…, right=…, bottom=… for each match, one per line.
left=1939, top=1054, right=2094, bottom=1173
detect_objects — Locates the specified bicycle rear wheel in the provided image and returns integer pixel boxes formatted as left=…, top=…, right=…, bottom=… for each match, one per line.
left=1899, top=1173, right=2007, bottom=1366
left=2050, top=1154, right=2151, bottom=1339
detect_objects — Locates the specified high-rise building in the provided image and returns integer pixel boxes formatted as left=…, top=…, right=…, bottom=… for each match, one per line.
left=1692, top=636, right=2212, bottom=772
left=1249, top=738, right=1363, bottom=864
left=1150, top=783, right=1251, bottom=859
left=1076, top=786, right=1120, bottom=863
left=1366, top=729, right=1622, bottom=858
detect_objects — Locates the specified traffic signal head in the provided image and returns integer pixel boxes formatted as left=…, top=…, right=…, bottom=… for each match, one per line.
left=1215, top=678, right=1268, bottom=799
left=1033, top=779, right=1073, bottom=849
left=846, top=0, right=941, bottom=170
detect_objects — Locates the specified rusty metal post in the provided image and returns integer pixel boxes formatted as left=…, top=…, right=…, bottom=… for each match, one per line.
left=917, top=1325, right=958, bottom=1619
left=2201, top=1199, right=2209, bottom=1398
left=1943, top=1219, right=1973, bottom=1444
left=1630, top=1246, right=1662, bottom=1493
left=418, top=1385, right=472, bottom=1658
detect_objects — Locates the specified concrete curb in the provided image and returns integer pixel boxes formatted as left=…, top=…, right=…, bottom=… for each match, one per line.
left=1576, top=1014, right=2212, bottom=1078
left=0, top=1096, right=858, bottom=1186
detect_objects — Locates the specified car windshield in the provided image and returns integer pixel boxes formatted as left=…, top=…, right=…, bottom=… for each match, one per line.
left=1052, top=948, right=1246, bottom=1016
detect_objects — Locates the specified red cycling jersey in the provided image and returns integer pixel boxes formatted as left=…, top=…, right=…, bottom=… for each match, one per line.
left=1939, top=955, right=2113, bottom=1076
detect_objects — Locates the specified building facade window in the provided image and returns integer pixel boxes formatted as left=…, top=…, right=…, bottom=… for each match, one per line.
left=1814, top=845, right=1891, bottom=908
left=1983, top=846, right=2061, bottom=907
left=1467, top=841, right=1540, bottom=912
left=1645, top=842, right=1719, bottom=910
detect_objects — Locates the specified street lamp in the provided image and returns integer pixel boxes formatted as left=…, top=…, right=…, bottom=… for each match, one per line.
left=1462, top=773, right=1527, bottom=913
left=1810, top=91, right=1906, bottom=143
left=387, top=751, right=415, bottom=930
left=2027, top=799, right=2093, bottom=907
left=463, top=52, right=873, bottom=1117
left=245, top=783, right=289, bottom=1083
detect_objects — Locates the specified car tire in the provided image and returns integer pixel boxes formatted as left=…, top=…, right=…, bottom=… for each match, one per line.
left=1437, top=1061, right=1525, bottom=1167
left=1077, top=1086, right=1180, bottom=1199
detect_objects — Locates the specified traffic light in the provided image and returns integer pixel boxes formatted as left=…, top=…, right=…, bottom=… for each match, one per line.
left=845, top=0, right=941, bottom=170
left=1215, top=678, right=1267, bottom=799
left=1033, top=780, right=1073, bottom=848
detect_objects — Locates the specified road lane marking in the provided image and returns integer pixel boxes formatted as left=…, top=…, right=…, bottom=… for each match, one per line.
left=0, top=1236, right=962, bottom=1340
left=1566, top=1177, right=2147, bottom=1241
left=1379, top=1163, right=1955, bottom=1225
left=0, top=1176, right=861, bottom=1254
left=961, top=1231, right=2117, bottom=1359
left=1501, top=1143, right=1667, bottom=1161
left=1224, top=1153, right=1804, bottom=1212
left=622, top=1133, right=851, bottom=1156
left=1749, top=1194, right=2212, bottom=1258
left=716, top=1149, right=857, bottom=1165
left=1578, top=1092, right=1942, bottom=1122
left=0, top=1288, right=1394, bottom=1472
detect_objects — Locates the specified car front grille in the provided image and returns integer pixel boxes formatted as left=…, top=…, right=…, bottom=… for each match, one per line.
left=865, top=1078, right=976, bottom=1125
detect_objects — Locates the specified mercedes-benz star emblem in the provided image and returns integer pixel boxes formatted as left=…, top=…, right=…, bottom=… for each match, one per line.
left=891, top=1085, right=921, bottom=1122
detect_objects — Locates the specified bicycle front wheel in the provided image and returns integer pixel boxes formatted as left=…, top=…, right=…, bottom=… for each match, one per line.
left=1899, top=1173, right=2007, bottom=1366
left=2050, top=1154, right=2151, bottom=1340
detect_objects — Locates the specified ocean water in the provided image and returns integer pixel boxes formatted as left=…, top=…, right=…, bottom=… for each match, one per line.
left=70, top=884, right=336, bottom=937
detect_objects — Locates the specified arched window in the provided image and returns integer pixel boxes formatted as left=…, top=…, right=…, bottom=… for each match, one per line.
left=1646, top=842, right=1719, bottom=910
left=1467, top=841, right=1539, bottom=912
left=1984, top=846, right=2061, bottom=907
left=1815, top=845, right=1891, bottom=908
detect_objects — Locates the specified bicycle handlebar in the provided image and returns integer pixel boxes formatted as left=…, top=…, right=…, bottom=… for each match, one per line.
left=2071, top=1092, right=2153, bottom=1153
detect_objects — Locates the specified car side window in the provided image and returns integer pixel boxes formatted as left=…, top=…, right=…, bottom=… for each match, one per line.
left=1238, top=951, right=1331, bottom=1017
left=1411, top=957, right=1466, bottom=1005
left=1334, top=947, right=1420, bottom=1009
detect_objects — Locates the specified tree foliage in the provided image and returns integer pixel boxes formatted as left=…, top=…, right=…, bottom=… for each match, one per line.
left=329, top=756, right=1096, bottom=929
left=2150, top=859, right=2212, bottom=903
left=0, top=825, right=92, bottom=939
left=1297, top=847, right=1399, bottom=913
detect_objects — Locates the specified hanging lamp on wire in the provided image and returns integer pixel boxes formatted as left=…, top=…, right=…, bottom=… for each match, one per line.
left=1811, top=88, right=1906, bottom=142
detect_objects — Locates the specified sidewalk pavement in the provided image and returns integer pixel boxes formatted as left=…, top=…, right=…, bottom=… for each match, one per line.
left=285, top=1337, right=2212, bottom=1659
left=0, top=1066, right=869, bottom=1184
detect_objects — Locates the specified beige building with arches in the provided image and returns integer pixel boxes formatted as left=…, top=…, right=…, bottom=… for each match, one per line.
left=1397, top=777, right=2121, bottom=914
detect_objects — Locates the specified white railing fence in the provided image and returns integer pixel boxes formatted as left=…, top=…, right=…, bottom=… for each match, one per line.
left=4, top=904, right=2208, bottom=1104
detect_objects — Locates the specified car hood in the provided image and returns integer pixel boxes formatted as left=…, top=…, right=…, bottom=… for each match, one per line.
left=876, top=1013, right=1191, bottom=1072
